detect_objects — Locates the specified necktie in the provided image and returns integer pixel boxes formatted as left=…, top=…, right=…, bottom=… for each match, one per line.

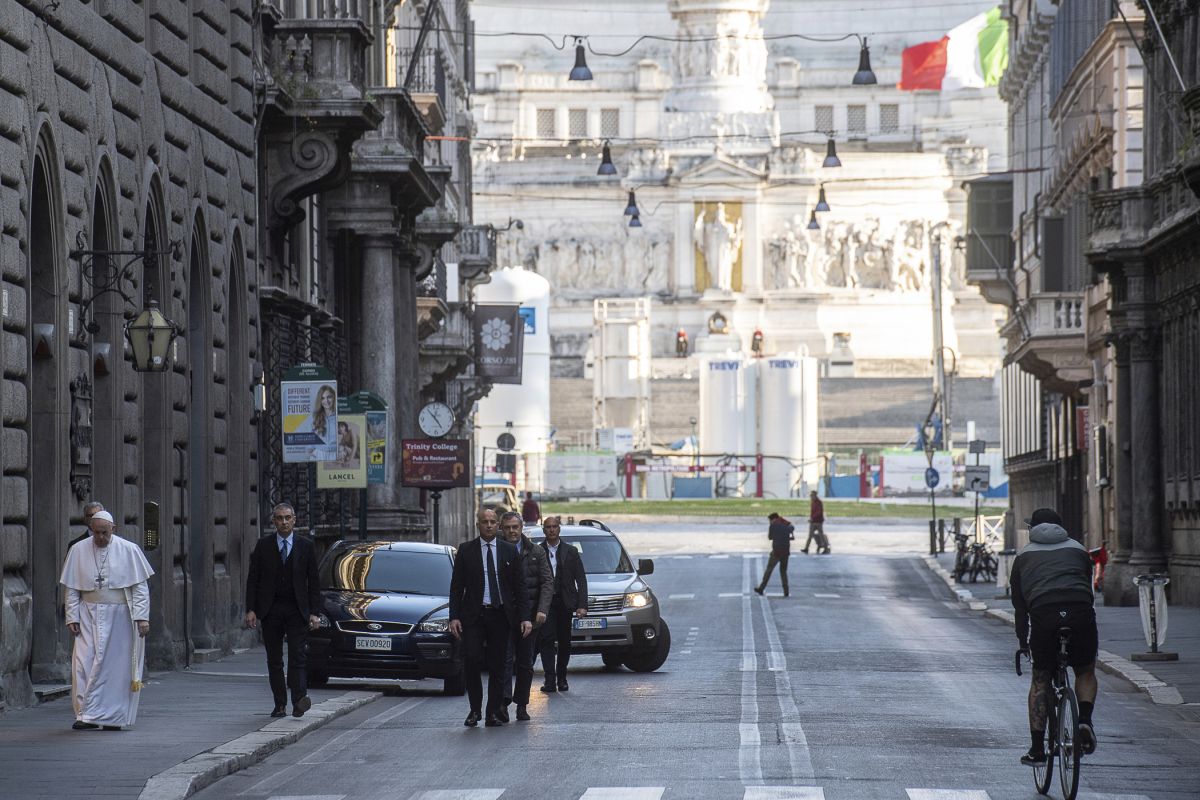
left=280, top=539, right=289, bottom=562
left=485, top=542, right=501, bottom=607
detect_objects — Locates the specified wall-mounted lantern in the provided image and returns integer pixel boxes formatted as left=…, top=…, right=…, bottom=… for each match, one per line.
left=125, top=299, right=180, bottom=373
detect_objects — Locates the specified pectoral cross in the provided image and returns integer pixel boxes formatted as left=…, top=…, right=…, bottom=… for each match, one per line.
left=95, top=572, right=105, bottom=588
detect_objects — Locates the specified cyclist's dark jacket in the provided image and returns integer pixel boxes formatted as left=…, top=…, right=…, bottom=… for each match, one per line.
left=1010, top=523, right=1093, bottom=643
left=768, top=518, right=795, bottom=554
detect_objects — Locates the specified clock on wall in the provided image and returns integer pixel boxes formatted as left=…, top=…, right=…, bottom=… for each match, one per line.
left=418, top=401, right=455, bottom=438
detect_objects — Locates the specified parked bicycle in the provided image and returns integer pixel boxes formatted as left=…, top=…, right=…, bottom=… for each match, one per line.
left=1017, top=628, right=1084, bottom=799
left=953, top=531, right=998, bottom=583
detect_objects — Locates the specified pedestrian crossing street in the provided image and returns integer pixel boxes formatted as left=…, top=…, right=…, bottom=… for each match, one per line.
left=260, top=789, right=1154, bottom=800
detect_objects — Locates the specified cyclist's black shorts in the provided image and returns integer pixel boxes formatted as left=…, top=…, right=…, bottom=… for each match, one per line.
left=1029, top=602, right=1098, bottom=670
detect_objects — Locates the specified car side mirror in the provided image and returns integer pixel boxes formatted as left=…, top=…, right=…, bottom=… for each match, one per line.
left=637, top=558, right=654, bottom=576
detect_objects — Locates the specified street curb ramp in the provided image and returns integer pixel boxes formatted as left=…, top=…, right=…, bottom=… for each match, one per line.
left=919, top=555, right=1185, bottom=707
left=137, top=690, right=381, bottom=800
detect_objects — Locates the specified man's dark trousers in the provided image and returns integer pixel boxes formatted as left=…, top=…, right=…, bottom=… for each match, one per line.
left=261, top=599, right=308, bottom=707
left=463, top=606, right=511, bottom=716
left=539, top=596, right=574, bottom=683
left=758, top=550, right=789, bottom=594
left=511, top=629, right=537, bottom=704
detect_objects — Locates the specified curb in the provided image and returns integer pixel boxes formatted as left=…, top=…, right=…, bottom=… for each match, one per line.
left=918, top=555, right=1183, bottom=706
left=137, top=690, right=381, bottom=800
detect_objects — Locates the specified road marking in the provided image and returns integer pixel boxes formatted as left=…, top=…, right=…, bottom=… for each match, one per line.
left=1077, top=795, right=1153, bottom=800
left=672, top=555, right=694, bottom=559
left=240, top=699, right=426, bottom=796
left=410, top=792, right=505, bottom=800
left=758, top=585, right=815, bottom=781
left=579, top=790, right=665, bottom=800
left=680, top=649, right=692, bottom=654
left=710, top=554, right=731, bottom=559
left=813, top=593, right=841, bottom=599
left=905, top=791, right=991, bottom=800
left=668, top=593, right=696, bottom=600
left=720, top=592, right=744, bottom=598
left=740, top=556, right=763, bottom=785
left=266, top=796, right=346, bottom=800
left=743, top=789, right=825, bottom=799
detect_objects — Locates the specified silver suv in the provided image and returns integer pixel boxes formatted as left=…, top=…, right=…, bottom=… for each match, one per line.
left=528, top=519, right=670, bottom=672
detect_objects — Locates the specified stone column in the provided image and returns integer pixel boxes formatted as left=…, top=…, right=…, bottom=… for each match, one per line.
left=1128, top=326, right=1166, bottom=571
left=1104, top=333, right=1137, bottom=606
left=359, top=232, right=402, bottom=513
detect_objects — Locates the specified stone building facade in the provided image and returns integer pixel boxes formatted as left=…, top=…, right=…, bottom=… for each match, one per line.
left=0, top=0, right=493, bottom=711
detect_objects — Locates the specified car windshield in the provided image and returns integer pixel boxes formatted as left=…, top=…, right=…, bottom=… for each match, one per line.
left=322, top=547, right=452, bottom=595
left=561, top=535, right=633, bottom=574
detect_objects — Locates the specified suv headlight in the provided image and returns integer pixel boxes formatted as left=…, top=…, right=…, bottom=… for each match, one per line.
left=417, top=615, right=450, bottom=633
left=623, top=590, right=652, bottom=609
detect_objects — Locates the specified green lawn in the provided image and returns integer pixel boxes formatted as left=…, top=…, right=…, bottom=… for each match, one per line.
left=543, top=497, right=1008, bottom=519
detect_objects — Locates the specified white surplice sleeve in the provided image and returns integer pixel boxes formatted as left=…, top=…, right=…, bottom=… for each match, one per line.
left=66, top=586, right=82, bottom=625
left=129, top=581, right=150, bottom=621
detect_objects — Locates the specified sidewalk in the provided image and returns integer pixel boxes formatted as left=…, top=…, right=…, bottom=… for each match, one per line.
left=0, top=648, right=381, bottom=800
left=924, top=551, right=1200, bottom=706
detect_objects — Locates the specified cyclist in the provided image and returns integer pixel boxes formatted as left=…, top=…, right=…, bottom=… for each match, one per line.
left=1010, top=507, right=1098, bottom=765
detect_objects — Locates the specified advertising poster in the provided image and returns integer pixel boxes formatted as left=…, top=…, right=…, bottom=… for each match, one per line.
left=401, top=439, right=471, bottom=489
left=473, top=304, right=525, bottom=384
left=281, top=365, right=337, bottom=463
left=366, top=409, right=388, bottom=485
left=317, top=414, right=367, bottom=488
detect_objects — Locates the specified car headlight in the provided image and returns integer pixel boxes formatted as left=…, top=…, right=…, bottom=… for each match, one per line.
left=623, top=590, right=652, bottom=609
left=417, top=616, right=450, bottom=633
left=316, top=613, right=331, bottom=629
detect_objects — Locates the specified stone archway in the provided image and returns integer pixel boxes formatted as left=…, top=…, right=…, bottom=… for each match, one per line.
left=186, top=213, right=215, bottom=650
left=225, top=231, right=253, bottom=643
left=28, top=140, right=71, bottom=683
left=90, top=160, right=122, bottom=523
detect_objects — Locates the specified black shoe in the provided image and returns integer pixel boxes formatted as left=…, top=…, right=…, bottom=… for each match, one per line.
left=494, top=706, right=510, bottom=723
left=101, top=725, right=121, bottom=731
left=72, top=721, right=99, bottom=730
left=821, top=548, right=831, bottom=555
left=540, top=682, right=557, bottom=693
left=270, top=705, right=287, bottom=718
left=293, top=695, right=312, bottom=718
left=557, top=679, right=569, bottom=692
left=753, top=587, right=764, bottom=595
left=801, top=548, right=810, bottom=554
left=783, top=589, right=789, bottom=597
left=1020, top=748, right=1047, bottom=766
left=516, top=705, right=531, bottom=721
left=485, top=714, right=504, bottom=727
left=464, top=710, right=481, bottom=727
left=1077, top=722, right=1096, bottom=755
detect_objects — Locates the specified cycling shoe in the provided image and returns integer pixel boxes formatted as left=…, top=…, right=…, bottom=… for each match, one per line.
left=1077, top=722, right=1097, bottom=755
left=1020, top=749, right=1047, bottom=766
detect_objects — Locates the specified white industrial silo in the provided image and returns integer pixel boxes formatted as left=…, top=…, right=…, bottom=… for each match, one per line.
left=475, top=268, right=552, bottom=489
left=699, top=356, right=747, bottom=494
left=756, top=354, right=820, bottom=497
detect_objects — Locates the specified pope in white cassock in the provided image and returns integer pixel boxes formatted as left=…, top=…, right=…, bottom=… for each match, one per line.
left=59, top=509, right=154, bottom=730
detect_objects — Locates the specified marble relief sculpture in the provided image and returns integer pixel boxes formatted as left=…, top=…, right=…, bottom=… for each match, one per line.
left=499, top=224, right=672, bottom=295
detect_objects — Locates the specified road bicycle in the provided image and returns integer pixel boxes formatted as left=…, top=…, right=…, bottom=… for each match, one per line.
left=1016, top=628, right=1083, bottom=799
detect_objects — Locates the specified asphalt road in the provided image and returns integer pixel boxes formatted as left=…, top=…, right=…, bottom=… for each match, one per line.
left=193, top=524, right=1200, bottom=800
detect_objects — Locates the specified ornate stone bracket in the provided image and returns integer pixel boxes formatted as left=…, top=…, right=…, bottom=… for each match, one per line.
left=266, top=129, right=358, bottom=233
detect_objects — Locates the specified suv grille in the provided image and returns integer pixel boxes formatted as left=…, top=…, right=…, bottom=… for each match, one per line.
left=588, top=595, right=624, bottom=614
left=336, top=620, right=414, bottom=634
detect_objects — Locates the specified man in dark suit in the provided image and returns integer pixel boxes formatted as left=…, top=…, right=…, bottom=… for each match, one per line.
left=244, top=502, right=321, bottom=719
left=449, top=507, right=532, bottom=728
left=538, top=515, right=588, bottom=692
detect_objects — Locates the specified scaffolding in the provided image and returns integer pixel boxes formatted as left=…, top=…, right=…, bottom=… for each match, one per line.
left=592, top=298, right=652, bottom=451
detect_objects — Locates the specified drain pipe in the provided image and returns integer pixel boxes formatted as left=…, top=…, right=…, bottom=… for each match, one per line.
left=174, top=443, right=191, bottom=669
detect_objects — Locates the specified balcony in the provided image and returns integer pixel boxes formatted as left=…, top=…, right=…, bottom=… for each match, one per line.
left=260, top=5, right=383, bottom=235
left=1005, top=292, right=1091, bottom=390
left=351, top=88, right=440, bottom=214
left=963, top=176, right=1015, bottom=306
left=419, top=301, right=474, bottom=397
left=1087, top=186, right=1149, bottom=264
left=455, top=225, right=498, bottom=285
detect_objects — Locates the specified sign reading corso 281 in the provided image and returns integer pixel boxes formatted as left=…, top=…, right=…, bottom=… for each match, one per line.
left=401, top=439, right=470, bottom=489
left=473, top=304, right=524, bottom=384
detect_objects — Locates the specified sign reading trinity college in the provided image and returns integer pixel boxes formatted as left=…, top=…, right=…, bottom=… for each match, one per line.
left=401, top=439, right=470, bottom=489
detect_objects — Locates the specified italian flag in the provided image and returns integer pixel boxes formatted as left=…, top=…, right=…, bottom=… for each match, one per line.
left=898, top=6, right=1008, bottom=91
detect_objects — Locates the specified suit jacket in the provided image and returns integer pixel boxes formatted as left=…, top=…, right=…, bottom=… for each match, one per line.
left=517, top=534, right=554, bottom=622
left=449, top=537, right=530, bottom=630
left=542, top=540, right=588, bottom=611
left=245, top=533, right=321, bottom=619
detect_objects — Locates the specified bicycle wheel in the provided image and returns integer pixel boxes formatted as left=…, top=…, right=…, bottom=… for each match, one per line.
left=1033, top=704, right=1055, bottom=795
left=1058, top=688, right=1081, bottom=800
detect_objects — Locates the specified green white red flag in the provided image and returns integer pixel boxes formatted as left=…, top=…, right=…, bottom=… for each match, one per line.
left=898, top=6, right=1008, bottom=91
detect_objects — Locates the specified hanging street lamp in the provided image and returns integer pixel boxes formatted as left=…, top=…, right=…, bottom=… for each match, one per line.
left=852, top=37, right=878, bottom=85
left=597, top=141, right=618, bottom=176
left=125, top=298, right=181, bottom=373
left=806, top=209, right=821, bottom=231
left=822, top=138, right=842, bottom=168
left=629, top=213, right=643, bottom=228
left=815, top=185, right=831, bottom=212
left=569, top=37, right=593, bottom=81
left=623, top=190, right=640, bottom=216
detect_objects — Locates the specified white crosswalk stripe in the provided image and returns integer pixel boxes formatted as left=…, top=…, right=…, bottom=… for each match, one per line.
left=578, top=789, right=665, bottom=800
left=266, top=796, right=346, bottom=800
left=905, top=790, right=991, bottom=800
left=720, top=592, right=744, bottom=597
left=409, top=793, right=504, bottom=800
left=668, top=593, right=696, bottom=600
left=813, top=593, right=841, bottom=599
left=742, top=788, right=825, bottom=800
left=1078, top=794, right=1153, bottom=800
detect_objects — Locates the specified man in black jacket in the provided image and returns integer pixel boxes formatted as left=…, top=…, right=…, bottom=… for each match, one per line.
left=538, top=516, right=588, bottom=692
left=244, top=502, right=321, bottom=718
left=1011, top=507, right=1098, bottom=765
left=499, top=511, right=552, bottom=721
left=754, top=512, right=794, bottom=597
left=449, top=507, right=532, bottom=727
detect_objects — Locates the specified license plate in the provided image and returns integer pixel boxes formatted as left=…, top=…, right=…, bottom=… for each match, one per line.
left=573, top=617, right=607, bottom=630
left=355, top=636, right=392, bottom=651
